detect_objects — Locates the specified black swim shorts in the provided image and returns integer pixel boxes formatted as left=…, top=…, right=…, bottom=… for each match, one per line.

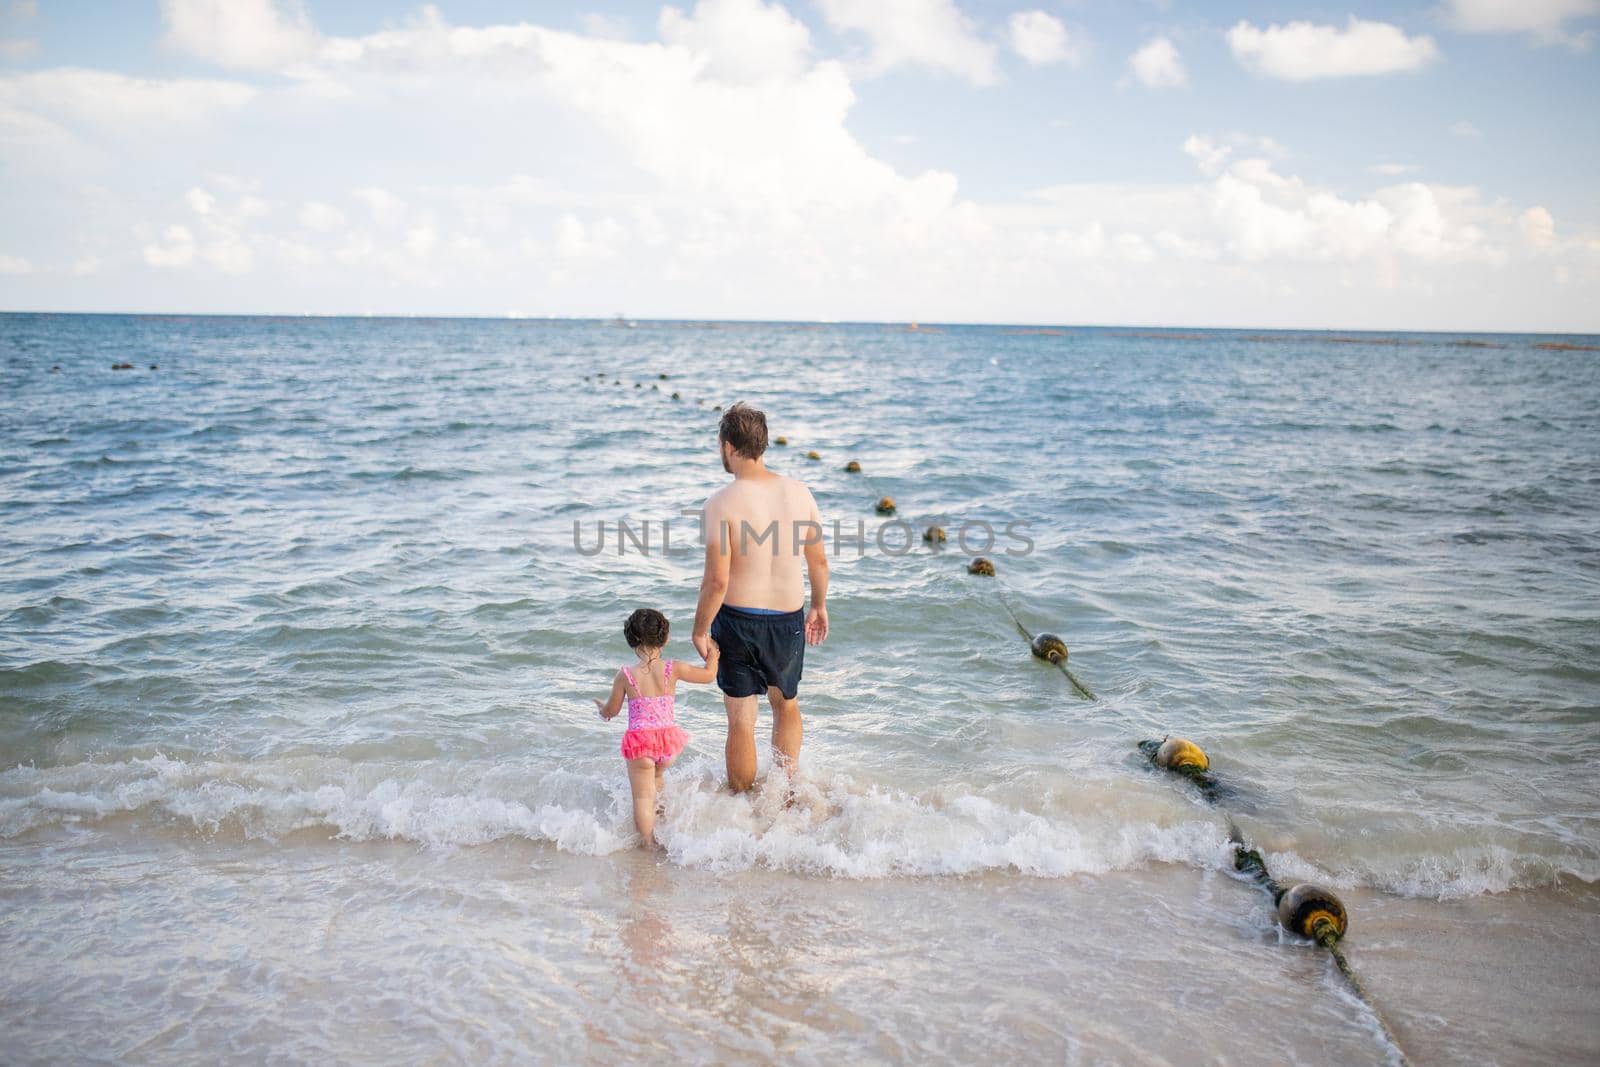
left=709, top=604, right=806, bottom=699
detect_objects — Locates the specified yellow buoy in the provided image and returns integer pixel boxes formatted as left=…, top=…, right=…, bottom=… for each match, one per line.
left=1276, top=883, right=1349, bottom=943
left=775, top=436, right=788, bottom=446
left=923, top=525, right=946, bottom=544
left=1155, top=737, right=1209, bottom=774
left=1030, top=633, right=1068, bottom=664
left=875, top=496, right=896, bottom=515
left=845, top=460, right=861, bottom=473
left=806, top=450, right=820, bottom=460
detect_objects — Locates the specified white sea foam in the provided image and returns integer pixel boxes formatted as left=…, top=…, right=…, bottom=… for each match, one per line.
left=3, top=754, right=1590, bottom=894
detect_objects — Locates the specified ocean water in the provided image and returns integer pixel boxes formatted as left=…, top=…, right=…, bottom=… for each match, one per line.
left=1, top=313, right=1597, bottom=1064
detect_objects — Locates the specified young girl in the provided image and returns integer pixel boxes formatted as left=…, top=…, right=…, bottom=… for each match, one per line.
left=594, top=608, right=718, bottom=849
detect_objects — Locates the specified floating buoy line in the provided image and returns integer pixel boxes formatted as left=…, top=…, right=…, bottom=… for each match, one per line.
left=570, top=375, right=1411, bottom=1064
left=792, top=437, right=1411, bottom=1066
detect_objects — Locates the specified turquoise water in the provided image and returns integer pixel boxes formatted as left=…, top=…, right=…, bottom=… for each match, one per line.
left=2, top=314, right=1597, bottom=1063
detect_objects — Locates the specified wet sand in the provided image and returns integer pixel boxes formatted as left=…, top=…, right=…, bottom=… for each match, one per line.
left=3, top=828, right=1595, bottom=1065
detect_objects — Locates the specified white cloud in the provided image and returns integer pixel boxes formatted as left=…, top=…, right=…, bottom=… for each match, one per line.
left=0, top=37, right=37, bottom=59
left=404, top=223, right=438, bottom=259
left=659, top=0, right=811, bottom=82
left=1203, top=158, right=1497, bottom=266
left=141, top=186, right=267, bottom=274
left=353, top=187, right=407, bottom=227
left=143, top=224, right=197, bottom=268
left=1227, top=18, right=1439, bottom=80
left=578, top=13, right=632, bottom=40
left=1183, top=133, right=1286, bottom=176
left=1440, top=0, right=1597, bottom=46
left=0, top=68, right=257, bottom=132
left=1520, top=205, right=1555, bottom=247
left=186, top=187, right=216, bottom=217
left=816, top=0, right=997, bottom=85
left=1183, top=134, right=1232, bottom=175
left=0, top=252, right=32, bottom=274
left=298, top=201, right=346, bottom=232
left=1370, top=162, right=1421, bottom=176
left=1451, top=120, right=1483, bottom=137
left=1007, top=10, right=1080, bottom=67
left=1128, top=37, right=1186, bottom=89
left=160, top=0, right=321, bottom=71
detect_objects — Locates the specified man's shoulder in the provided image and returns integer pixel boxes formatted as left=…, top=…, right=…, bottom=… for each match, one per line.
left=775, top=472, right=817, bottom=503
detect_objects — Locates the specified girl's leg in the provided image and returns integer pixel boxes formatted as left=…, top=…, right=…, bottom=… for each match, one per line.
left=627, top=757, right=658, bottom=848
left=653, top=756, right=675, bottom=814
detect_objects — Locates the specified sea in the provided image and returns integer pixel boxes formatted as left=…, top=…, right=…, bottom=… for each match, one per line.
left=1, top=313, right=1597, bottom=1065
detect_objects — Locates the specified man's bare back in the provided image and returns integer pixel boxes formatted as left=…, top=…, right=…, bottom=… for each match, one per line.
left=706, top=472, right=820, bottom=611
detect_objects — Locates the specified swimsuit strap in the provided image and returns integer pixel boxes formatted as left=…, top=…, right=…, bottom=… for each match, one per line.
left=620, top=665, right=637, bottom=694
left=664, top=659, right=673, bottom=685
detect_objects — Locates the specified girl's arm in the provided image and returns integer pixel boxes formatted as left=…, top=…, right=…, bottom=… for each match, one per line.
left=673, top=642, right=720, bottom=684
left=594, top=671, right=626, bottom=720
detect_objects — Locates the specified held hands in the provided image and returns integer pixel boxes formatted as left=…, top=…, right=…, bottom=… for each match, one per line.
left=692, top=630, right=713, bottom=663
left=805, top=605, right=829, bottom=646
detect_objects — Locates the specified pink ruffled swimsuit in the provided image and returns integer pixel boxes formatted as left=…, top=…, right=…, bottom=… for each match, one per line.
left=619, top=661, right=690, bottom=766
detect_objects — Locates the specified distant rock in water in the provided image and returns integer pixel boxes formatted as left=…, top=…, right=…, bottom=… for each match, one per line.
left=149, top=364, right=158, bottom=370
left=806, top=450, right=820, bottom=460
left=923, top=525, right=946, bottom=544
left=967, top=557, right=995, bottom=576
left=671, top=391, right=681, bottom=400
left=875, top=496, right=896, bottom=515
left=844, top=461, right=861, bottom=473
left=110, top=362, right=133, bottom=370
left=775, top=436, right=788, bottom=446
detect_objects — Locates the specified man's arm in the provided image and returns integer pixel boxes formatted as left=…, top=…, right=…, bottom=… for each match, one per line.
left=802, top=489, right=829, bottom=646
left=691, top=501, right=730, bottom=661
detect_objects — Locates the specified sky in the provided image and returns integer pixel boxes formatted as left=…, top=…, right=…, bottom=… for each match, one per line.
left=0, top=0, right=1597, bottom=330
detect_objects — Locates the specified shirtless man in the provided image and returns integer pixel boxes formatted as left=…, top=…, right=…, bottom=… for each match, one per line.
left=691, top=403, right=829, bottom=793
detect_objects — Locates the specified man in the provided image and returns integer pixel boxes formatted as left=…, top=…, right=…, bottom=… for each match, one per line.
left=692, top=403, right=829, bottom=793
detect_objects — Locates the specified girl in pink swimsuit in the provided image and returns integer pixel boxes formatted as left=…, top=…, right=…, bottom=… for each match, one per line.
left=593, top=608, right=719, bottom=849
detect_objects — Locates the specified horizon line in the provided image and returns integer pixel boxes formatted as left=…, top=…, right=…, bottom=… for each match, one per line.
left=1, top=309, right=1596, bottom=339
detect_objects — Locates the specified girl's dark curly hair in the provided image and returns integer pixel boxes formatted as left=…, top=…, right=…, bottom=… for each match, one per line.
left=624, top=608, right=669, bottom=650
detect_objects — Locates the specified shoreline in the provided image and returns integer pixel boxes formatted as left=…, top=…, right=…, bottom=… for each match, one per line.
left=3, top=826, right=1596, bottom=1064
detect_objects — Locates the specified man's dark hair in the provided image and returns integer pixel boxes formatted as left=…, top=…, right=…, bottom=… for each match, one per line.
left=719, top=402, right=768, bottom=460
left=624, top=608, right=669, bottom=649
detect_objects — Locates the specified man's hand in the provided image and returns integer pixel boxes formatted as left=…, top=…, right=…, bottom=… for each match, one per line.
left=692, top=630, right=713, bottom=662
left=805, top=605, right=828, bottom=646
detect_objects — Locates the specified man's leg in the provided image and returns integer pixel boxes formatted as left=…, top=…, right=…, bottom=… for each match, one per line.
left=768, top=686, right=802, bottom=778
left=724, top=694, right=758, bottom=792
